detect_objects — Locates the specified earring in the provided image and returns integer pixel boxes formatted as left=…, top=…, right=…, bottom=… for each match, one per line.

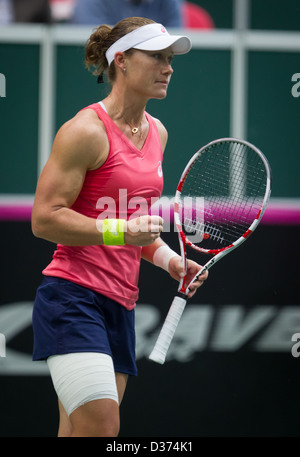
left=123, top=68, right=126, bottom=74
left=97, top=73, right=104, bottom=84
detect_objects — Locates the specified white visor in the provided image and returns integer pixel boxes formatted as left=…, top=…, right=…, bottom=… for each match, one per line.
left=105, top=23, right=192, bottom=66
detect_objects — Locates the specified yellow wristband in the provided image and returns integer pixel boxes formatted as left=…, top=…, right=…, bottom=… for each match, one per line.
left=102, top=219, right=126, bottom=246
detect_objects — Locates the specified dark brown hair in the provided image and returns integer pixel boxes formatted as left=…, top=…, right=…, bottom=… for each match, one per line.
left=85, top=17, right=156, bottom=83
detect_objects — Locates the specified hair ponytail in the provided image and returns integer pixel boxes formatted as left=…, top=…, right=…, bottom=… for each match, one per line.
left=85, top=17, right=155, bottom=83
left=85, top=24, right=112, bottom=81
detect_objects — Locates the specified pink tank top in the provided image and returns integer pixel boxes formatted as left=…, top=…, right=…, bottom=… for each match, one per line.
left=43, top=102, right=164, bottom=310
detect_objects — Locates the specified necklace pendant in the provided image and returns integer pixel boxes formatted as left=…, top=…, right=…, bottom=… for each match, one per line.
left=131, top=127, right=139, bottom=134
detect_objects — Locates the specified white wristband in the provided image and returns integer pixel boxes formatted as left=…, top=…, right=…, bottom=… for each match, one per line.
left=153, top=245, right=180, bottom=272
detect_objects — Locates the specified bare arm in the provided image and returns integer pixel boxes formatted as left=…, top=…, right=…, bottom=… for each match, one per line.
left=32, top=111, right=108, bottom=245
left=32, top=110, right=163, bottom=246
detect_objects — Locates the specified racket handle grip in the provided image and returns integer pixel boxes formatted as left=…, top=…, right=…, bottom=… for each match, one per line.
left=149, top=294, right=187, bottom=364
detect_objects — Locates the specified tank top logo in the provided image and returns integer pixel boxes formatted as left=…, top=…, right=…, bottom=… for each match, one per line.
left=158, top=161, right=163, bottom=178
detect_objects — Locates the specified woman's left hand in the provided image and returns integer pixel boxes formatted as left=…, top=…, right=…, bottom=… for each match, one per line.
left=168, top=256, right=209, bottom=299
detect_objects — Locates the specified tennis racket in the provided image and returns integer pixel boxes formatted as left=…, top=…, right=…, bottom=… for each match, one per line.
left=149, top=138, right=271, bottom=364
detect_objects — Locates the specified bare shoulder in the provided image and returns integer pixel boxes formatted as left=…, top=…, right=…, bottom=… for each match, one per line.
left=151, top=116, right=168, bottom=152
left=52, top=108, right=109, bottom=170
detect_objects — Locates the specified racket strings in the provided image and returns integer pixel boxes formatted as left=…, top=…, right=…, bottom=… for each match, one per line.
left=180, top=141, right=268, bottom=249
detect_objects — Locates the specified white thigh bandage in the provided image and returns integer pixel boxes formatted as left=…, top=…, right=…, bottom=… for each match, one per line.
left=47, top=352, right=119, bottom=416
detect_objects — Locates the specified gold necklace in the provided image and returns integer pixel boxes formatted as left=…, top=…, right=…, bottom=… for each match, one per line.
left=123, top=117, right=142, bottom=135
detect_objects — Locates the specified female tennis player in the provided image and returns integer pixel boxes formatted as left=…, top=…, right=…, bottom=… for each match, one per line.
left=31, top=17, right=208, bottom=437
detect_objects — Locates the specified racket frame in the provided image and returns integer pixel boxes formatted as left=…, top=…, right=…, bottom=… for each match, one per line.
left=175, top=138, right=271, bottom=295
left=149, top=138, right=271, bottom=364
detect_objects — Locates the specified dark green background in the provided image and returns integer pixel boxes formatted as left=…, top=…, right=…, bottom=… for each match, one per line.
left=0, top=0, right=299, bottom=196
left=0, top=44, right=39, bottom=194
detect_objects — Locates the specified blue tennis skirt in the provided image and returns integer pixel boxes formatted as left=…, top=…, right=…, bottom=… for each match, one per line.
left=32, top=276, right=137, bottom=376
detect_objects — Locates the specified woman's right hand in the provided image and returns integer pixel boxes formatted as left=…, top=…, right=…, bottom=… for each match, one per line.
left=124, top=215, right=163, bottom=246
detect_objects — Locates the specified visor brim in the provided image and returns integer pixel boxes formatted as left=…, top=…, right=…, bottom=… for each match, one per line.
left=133, top=35, right=192, bottom=55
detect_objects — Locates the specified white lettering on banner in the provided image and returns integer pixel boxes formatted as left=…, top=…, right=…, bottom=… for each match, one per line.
left=0, top=303, right=300, bottom=375
left=255, top=308, right=300, bottom=351
left=136, top=305, right=300, bottom=361
left=210, top=306, right=276, bottom=351
left=0, top=303, right=47, bottom=375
